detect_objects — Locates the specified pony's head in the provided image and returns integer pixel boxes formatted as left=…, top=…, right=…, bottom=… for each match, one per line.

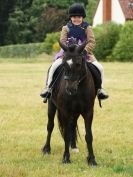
left=59, top=40, right=87, bottom=95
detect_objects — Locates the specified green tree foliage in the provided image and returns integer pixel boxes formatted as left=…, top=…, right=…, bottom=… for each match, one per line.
left=35, top=6, right=67, bottom=42
left=6, top=0, right=47, bottom=44
left=111, top=22, right=133, bottom=61
left=40, top=32, right=60, bottom=54
left=0, top=0, right=16, bottom=45
left=93, top=22, right=121, bottom=60
left=47, top=0, right=88, bottom=8
left=86, top=0, right=98, bottom=24
left=0, top=0, right=89, bottom=45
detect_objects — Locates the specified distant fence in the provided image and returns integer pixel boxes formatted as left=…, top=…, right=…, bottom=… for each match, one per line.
left=0, top=43, right=42, bottom=58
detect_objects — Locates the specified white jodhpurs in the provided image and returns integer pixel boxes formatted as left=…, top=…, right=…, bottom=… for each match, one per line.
left=46, top=58, right=104, bottom=88
left=92, top=60, right=104, bottom=87
left=47, top=58, right=62, bottom=87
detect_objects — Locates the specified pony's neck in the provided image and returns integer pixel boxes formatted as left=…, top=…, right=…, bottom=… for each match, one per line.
left=81, top=59, right=88, bottom=76
left=77, top=59, right=88, bottom=85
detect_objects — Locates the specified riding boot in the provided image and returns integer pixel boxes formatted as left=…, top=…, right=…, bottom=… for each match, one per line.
left=40, top=87, right=51, bottom=98
left=40, top=65, right=52, bottom=103
left=97, top=88, right=109, bottom=100
left=87, top=63, right=109, bottom=100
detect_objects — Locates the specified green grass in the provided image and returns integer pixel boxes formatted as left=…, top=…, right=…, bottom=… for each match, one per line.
left=0, top=58, right=133, bottom=177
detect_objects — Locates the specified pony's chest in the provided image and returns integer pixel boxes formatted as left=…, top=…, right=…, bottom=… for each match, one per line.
left=57, top=95, right=90, bottom=113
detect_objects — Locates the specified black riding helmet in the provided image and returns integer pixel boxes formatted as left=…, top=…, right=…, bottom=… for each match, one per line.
left=68, top=3, right=86, bottom=18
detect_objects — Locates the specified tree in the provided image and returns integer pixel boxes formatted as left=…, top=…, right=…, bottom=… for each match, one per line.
left=0, top=0, right=16, bottom=45
left=0, top=0, right=89, bottom=45
left=85, top=0, right=98, bottom=25
left=47, top=0, right=88, bottom=8
left=5, top=0, right=47, bottom=44
left=111, top=22, right=133, bottom=61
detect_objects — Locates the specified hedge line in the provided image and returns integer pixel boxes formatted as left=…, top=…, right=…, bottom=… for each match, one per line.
left=111, top=21, right=133, bottom=61
left=0, top=43, right=42, bottom=58
left=0, top=22, right=133, bottom=61
left=93, top=22, right=122, bottom=61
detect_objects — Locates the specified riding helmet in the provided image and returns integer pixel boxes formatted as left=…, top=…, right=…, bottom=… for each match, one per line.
left=68, top=3, right=86, bottom=18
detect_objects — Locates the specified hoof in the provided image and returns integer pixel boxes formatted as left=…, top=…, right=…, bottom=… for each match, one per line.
left=62, top=158, right=71, bottom=164
left=87, top=157, right=97, bottom=166
left=42, top=146, right=51, bottom=154
left=62, top=155, right=71, bottom=164
left=71, top=148, right=79, bottom=153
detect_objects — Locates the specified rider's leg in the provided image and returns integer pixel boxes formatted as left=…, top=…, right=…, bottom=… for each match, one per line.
left=92, top=60, right=109, bottom=100
left=40, top=58, right=62, bottom=98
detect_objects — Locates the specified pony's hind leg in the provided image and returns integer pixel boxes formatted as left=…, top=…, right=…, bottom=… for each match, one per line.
left=82, top=111, right=97, bottom=166
left=42, top=100, right=56, bottom=154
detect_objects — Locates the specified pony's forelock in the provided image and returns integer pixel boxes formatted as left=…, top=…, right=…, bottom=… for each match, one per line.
left=68, top=44, right=77, bottom=52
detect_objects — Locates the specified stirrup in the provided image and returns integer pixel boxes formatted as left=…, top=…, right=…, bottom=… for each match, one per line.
left=40, top=87, right=51, bottom=98
left=97, top=89, right=109, bottom=100
left=43, top=97, right=48, bottom=103
left=43, top=91, right=51, bottom=103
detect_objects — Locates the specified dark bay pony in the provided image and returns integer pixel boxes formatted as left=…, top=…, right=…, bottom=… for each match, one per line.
left=42, top=41, right=97, bottom=166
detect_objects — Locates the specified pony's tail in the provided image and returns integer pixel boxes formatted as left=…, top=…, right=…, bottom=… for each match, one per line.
left=57, top=111, right=81, bottom=145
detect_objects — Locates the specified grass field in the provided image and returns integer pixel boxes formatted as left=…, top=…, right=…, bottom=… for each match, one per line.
left=0, top=57, right=133, bottom=177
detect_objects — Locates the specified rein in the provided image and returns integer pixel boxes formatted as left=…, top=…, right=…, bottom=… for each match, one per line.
left=77, top=59, right=88, bottom=85
left=78, top=73, right=87, bottom=85
left=64, top=57, right=88, bottom=85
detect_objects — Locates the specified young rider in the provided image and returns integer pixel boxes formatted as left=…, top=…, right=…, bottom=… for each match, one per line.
left=40, top=3, right=109, bottom=102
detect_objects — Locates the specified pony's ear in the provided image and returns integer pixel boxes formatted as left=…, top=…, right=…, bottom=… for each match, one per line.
left=58, top=40, right=68, bottom=51
left=77, top=41, right=88, bottom=53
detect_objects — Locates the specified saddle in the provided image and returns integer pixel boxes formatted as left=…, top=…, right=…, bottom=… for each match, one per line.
left=50, top=62, right=101, bottom=93
left=48, top=62, right=102, bottom=107
left=87, top=63, right=102, bottom=91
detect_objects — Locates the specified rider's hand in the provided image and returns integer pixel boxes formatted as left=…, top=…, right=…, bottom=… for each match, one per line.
left=83, top=49, right=87, bottom=56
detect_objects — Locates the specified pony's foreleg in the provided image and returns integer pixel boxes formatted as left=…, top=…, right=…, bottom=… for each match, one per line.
left=82, top=111, right=97, bottom=166
left=42, top=100, right=56, bottom=154
left=62, top=120, right=71, bottom=163
left=70, top=116, right=79, bottom=152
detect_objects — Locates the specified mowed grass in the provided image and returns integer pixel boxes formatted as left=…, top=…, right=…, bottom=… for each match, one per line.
left=0, top=57, right=133, bottom=177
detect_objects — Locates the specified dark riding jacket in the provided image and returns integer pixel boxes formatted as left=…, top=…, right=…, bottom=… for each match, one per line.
left=67, top=21, right=89, bottom=42
left=60, top=21, right=96, bottom=62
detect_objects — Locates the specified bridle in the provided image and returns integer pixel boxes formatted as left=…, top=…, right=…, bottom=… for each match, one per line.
left=63, top=55, right=87, bottom=86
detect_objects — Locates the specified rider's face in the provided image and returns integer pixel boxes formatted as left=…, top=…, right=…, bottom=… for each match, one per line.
left=71, top=16, right=83, bottom=25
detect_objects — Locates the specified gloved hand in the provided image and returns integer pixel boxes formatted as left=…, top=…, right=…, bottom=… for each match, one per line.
left=82, top=50, right=88, bottom=60
left=83, top=49, right=88, bottom=56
